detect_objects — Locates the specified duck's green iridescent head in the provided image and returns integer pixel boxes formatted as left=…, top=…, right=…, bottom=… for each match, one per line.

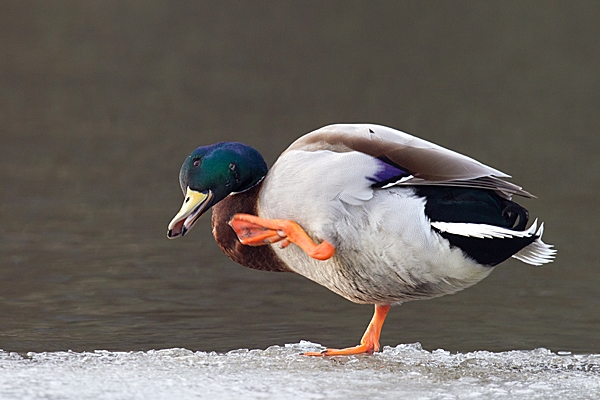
left=167, top=142, right=268, bottom=238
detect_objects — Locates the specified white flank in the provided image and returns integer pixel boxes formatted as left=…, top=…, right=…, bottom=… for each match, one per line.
left=430, top=219, right=556, bottom=266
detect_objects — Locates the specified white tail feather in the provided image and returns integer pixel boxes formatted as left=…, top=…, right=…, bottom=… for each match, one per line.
left=511, top=223, right=557, bottom=266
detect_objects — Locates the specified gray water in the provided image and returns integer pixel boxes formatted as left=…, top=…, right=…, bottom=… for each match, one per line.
left=1, top=1, right=599, bottom=398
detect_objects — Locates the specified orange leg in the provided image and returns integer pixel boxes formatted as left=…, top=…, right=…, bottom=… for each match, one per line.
left=303, top=304, right=391, bottom=356
left=229, top=213, right=335, bottom=260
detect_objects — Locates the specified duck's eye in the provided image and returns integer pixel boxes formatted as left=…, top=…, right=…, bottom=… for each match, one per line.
left=193, top=159, right=201, bottom=168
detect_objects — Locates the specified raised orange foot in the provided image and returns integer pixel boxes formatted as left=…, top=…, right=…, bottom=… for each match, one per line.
left=229, top=213, right=335, bottom=260
left=303, top=304, right=391, bottom=356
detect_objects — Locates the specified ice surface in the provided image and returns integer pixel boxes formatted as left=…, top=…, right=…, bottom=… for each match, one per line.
left=0, top=342, right=598, bottom=400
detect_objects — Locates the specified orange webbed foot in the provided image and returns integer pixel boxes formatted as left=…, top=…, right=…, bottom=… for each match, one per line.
left=228, top=217, right=287, bottom=245
left=229, top=213, right=335, bottom=260
left=302, top=304, right=391, bottom=357
left=302, top=343, right=379, bottom=357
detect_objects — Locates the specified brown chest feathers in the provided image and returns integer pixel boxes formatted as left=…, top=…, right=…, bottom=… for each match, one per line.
left=211, top=181, right=292, bottom=273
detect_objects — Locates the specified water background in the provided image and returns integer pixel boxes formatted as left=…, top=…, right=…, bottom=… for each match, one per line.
left=1, top=2, right=599, bottom=398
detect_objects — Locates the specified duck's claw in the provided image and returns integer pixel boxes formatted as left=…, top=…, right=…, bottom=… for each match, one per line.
left=229, top=214, right=335, bottom=260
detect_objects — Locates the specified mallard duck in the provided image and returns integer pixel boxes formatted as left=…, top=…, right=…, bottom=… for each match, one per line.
left=167, top=124, right=556, bottom=356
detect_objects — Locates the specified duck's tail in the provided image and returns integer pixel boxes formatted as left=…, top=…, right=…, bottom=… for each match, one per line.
left=511, top=222, right=556, bottom=266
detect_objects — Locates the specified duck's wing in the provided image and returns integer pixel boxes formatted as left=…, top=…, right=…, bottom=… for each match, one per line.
left=285, top=124, right=532, bottom=200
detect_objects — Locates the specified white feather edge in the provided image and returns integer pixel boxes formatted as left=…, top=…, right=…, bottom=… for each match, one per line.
left=430, top=219, right=556, bottom=266
left=381, top=175, right=414, bottom=188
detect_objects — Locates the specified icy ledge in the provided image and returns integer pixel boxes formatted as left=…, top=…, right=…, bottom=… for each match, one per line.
left=0, top=342, right=598, bottom=400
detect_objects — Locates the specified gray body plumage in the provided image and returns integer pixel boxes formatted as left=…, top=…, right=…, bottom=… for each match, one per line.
left=257, top=124, right=554, bottom=304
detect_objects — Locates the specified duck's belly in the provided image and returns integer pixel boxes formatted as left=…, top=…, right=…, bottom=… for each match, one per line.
left=261, top=188, right=493, bottom=305
left=271, top=239, right=492, bottom=304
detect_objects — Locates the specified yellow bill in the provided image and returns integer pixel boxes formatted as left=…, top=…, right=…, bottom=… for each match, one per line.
left=167, top=187, right=213, bottom=238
